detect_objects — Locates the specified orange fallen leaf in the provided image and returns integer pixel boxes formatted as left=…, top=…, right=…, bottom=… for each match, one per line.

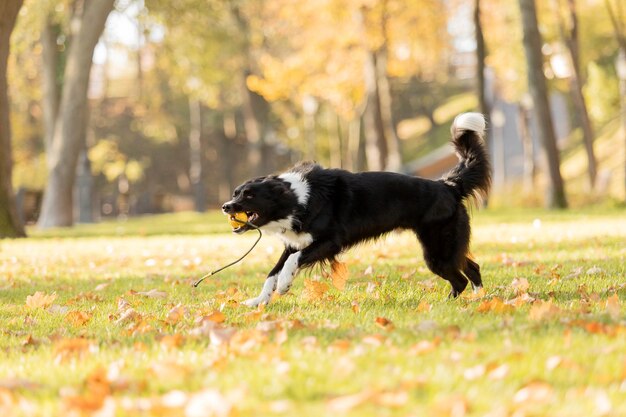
left=160, top=334, right=185, bottom=349
left=65, top=310, right=93, bottom=326
left=513, top=380, right=554, bottom=403
left=205, top=310, right=226, bottom=324
left=54, top=338, right=94, bottom=363
left=476, top=297, right=512, bottom=314
left=25, top=291, right=57, bottom=309
left=136, top=289, right=167, bottom=299
left=606, top=294, right=620, bottom=320
left=326, top=389, right=374, bottom=413
left=330, top=261, right=348, bottom=291
left=529, top=300, right=561, bottom=321
left=417, top=300, right=432, bottom=313
left=375, top=317, right=395, bottom=331
left=351, top=300, right=360, bottom=314
left=409, top=339, right=439, bottom=355
left=166, top=303, right=187, bottom=325
left=511, top=277, right=530, bottom=294
left=374, top=390, right=409, bottom=408
left=303, top=279, right=329, bottom=301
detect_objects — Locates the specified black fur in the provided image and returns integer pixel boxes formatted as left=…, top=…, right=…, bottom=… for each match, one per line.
left=223, top=118, right=491, bottom=300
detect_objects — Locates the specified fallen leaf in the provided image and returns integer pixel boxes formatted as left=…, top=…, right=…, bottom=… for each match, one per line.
left=513, top=381, right=554, bottom=403
left=136, top=289, right=168, bottom=299
left=160, top=334, right=185, bottom=349
left=374, top=390, right=409, bottom=407
left=375, top=317, right=394, bottom=331
left=433, top=395, right=469, bottom=417
left=476, top=297, right=512, bottom=314
left=185, top=388, right=237, bottom=417
left=65, top=310, right=93, bottom=326
left=417, top=300, right=432, bottom=313
left=586, top=266, right=604, bottom=275
left=409, top=339, right=439, bottom=355
left=205, top=310, right=226, bottom=324
left=487, top=364, right=509, bottom=380
left=606, top=294, right=620, bottom=320
left=529, top=300, right=561, bottom=321
left=330, top=261, right=348, bottom=291
left=54, top=338, right=95, bottom=363
left=25, top=291, right=57, bottom=309
left=351, top=300, right=360, bottom=314
left=511, top=277, right=530, bottom=294
left=303, top=279, right=329, bottom=301
left=326, top=390, right=374, bottom=413
left=166, top=304, right=187, bottom=325
left=463, top=364, right=486, bottom=380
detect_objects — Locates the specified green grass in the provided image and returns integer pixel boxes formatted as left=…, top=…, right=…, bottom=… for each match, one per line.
left=1, top=208, right=625, bottom=416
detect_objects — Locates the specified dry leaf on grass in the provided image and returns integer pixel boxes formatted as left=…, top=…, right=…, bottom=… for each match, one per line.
left=65, top=310, right=92, bottom=326
left=605, top=294, right=620, bottom=320
left=511, top=277, right=530, bottom=294
left=25, top=291, right=57, bottom=309
left=303, top=279, right=329, bottom=301
left=528, top=300, right=561, bottom=321
left=330, top=261, right=348, bottom=291
left=513, top=380, right=554, bottom=403
left=476, top=297, right=512, bottom=314
left=375, top=317, right=395, bottom=331
left=166, top=304, right=187, bottom=325
left=136, top=289, right=168, bottom=299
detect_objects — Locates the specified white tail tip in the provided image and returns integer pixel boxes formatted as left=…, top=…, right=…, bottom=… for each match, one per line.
left=453, top=113, right=486, bottom=135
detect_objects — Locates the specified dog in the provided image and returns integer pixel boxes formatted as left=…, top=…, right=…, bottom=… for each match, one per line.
left=222, top=112, right=491, bottom=307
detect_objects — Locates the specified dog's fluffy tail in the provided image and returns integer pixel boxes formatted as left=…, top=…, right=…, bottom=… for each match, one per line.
left=443, top=113, right=491, bottom=203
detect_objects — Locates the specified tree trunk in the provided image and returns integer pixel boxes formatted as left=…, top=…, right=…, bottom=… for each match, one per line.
left=518, top=102, right=536, bottom=194
left=518, top=0, right=568, bottom=208
left=554, top=0, right=597, bottom=189
left=240, top=71, right=270, bottom=177
left=604, top=0, right=626, bottom=201
left=188, top=97, right=205, bottom=212
left=474, top=0, right=491, bottom=130
left=363, top=49, right=388, bottom=171
left=38, top=0, right=115, bottom=228
left=375, top=49, right=401, bottom=172
left=41, top=17, right=61, bottom=152
left=0, top=0, right=26, bottom=238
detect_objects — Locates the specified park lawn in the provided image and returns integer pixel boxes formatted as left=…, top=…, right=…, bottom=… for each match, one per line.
left=1, top=208, right=625, bottom=416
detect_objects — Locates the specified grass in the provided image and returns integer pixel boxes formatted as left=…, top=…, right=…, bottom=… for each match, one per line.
left=1, top=208, right=625, bottom=416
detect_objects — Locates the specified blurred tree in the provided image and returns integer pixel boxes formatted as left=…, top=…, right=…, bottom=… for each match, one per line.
left=518, top=0, right=567, bottom=208
left=249, top=0, right=447, bottom=171
left=0, top=0, right=26, bottom=238
left=553, top=0, right=597, bottom=190
left=38, top=0, right=116, bottom=228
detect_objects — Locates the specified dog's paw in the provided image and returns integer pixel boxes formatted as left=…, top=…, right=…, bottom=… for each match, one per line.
left=241, top=295, right=270, bottom=308
left=276, top=282, right=292, bottom=295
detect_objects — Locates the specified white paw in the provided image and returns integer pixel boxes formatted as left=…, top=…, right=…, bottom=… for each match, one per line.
left=241, top=294, right=270, bottom=308
left=276, top=276, right=293, bottom=295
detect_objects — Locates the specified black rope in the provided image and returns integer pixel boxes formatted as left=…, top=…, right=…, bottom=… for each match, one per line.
left=192, top=219, right=262, bottom=288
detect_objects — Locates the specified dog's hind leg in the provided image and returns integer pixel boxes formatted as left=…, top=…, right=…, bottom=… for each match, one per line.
left=416, top=208, right=473, bottom=298
left=464, top=257, right=482, bottom=292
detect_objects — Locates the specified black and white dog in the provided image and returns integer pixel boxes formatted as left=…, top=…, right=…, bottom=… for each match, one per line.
left=222, top=113, right=491, bottom=307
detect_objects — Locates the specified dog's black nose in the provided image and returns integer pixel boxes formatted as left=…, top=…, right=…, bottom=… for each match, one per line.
left=222, top=203, right=232, bottom=212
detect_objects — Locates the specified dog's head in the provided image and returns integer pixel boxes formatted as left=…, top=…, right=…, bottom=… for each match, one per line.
left=222, top=176, right=298, bottom=234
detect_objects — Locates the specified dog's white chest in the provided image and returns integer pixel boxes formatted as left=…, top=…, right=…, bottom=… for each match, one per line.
left=262, top=217, right=313, bottom=250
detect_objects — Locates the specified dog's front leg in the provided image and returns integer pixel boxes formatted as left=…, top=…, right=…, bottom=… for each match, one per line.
left=276, top=240, right=341, bottom=295
left=242, top=247, right=294, bottom=307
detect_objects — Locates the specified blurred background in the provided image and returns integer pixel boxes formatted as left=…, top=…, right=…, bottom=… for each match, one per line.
left=1, top=0, right=625, bottom=233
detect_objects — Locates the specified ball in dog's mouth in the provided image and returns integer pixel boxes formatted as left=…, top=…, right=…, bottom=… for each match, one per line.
left=228, top=212, right=259, bottom=231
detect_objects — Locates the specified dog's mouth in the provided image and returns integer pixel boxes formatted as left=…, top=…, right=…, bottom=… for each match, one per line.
left=230, top=211, right=259, bottom=233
